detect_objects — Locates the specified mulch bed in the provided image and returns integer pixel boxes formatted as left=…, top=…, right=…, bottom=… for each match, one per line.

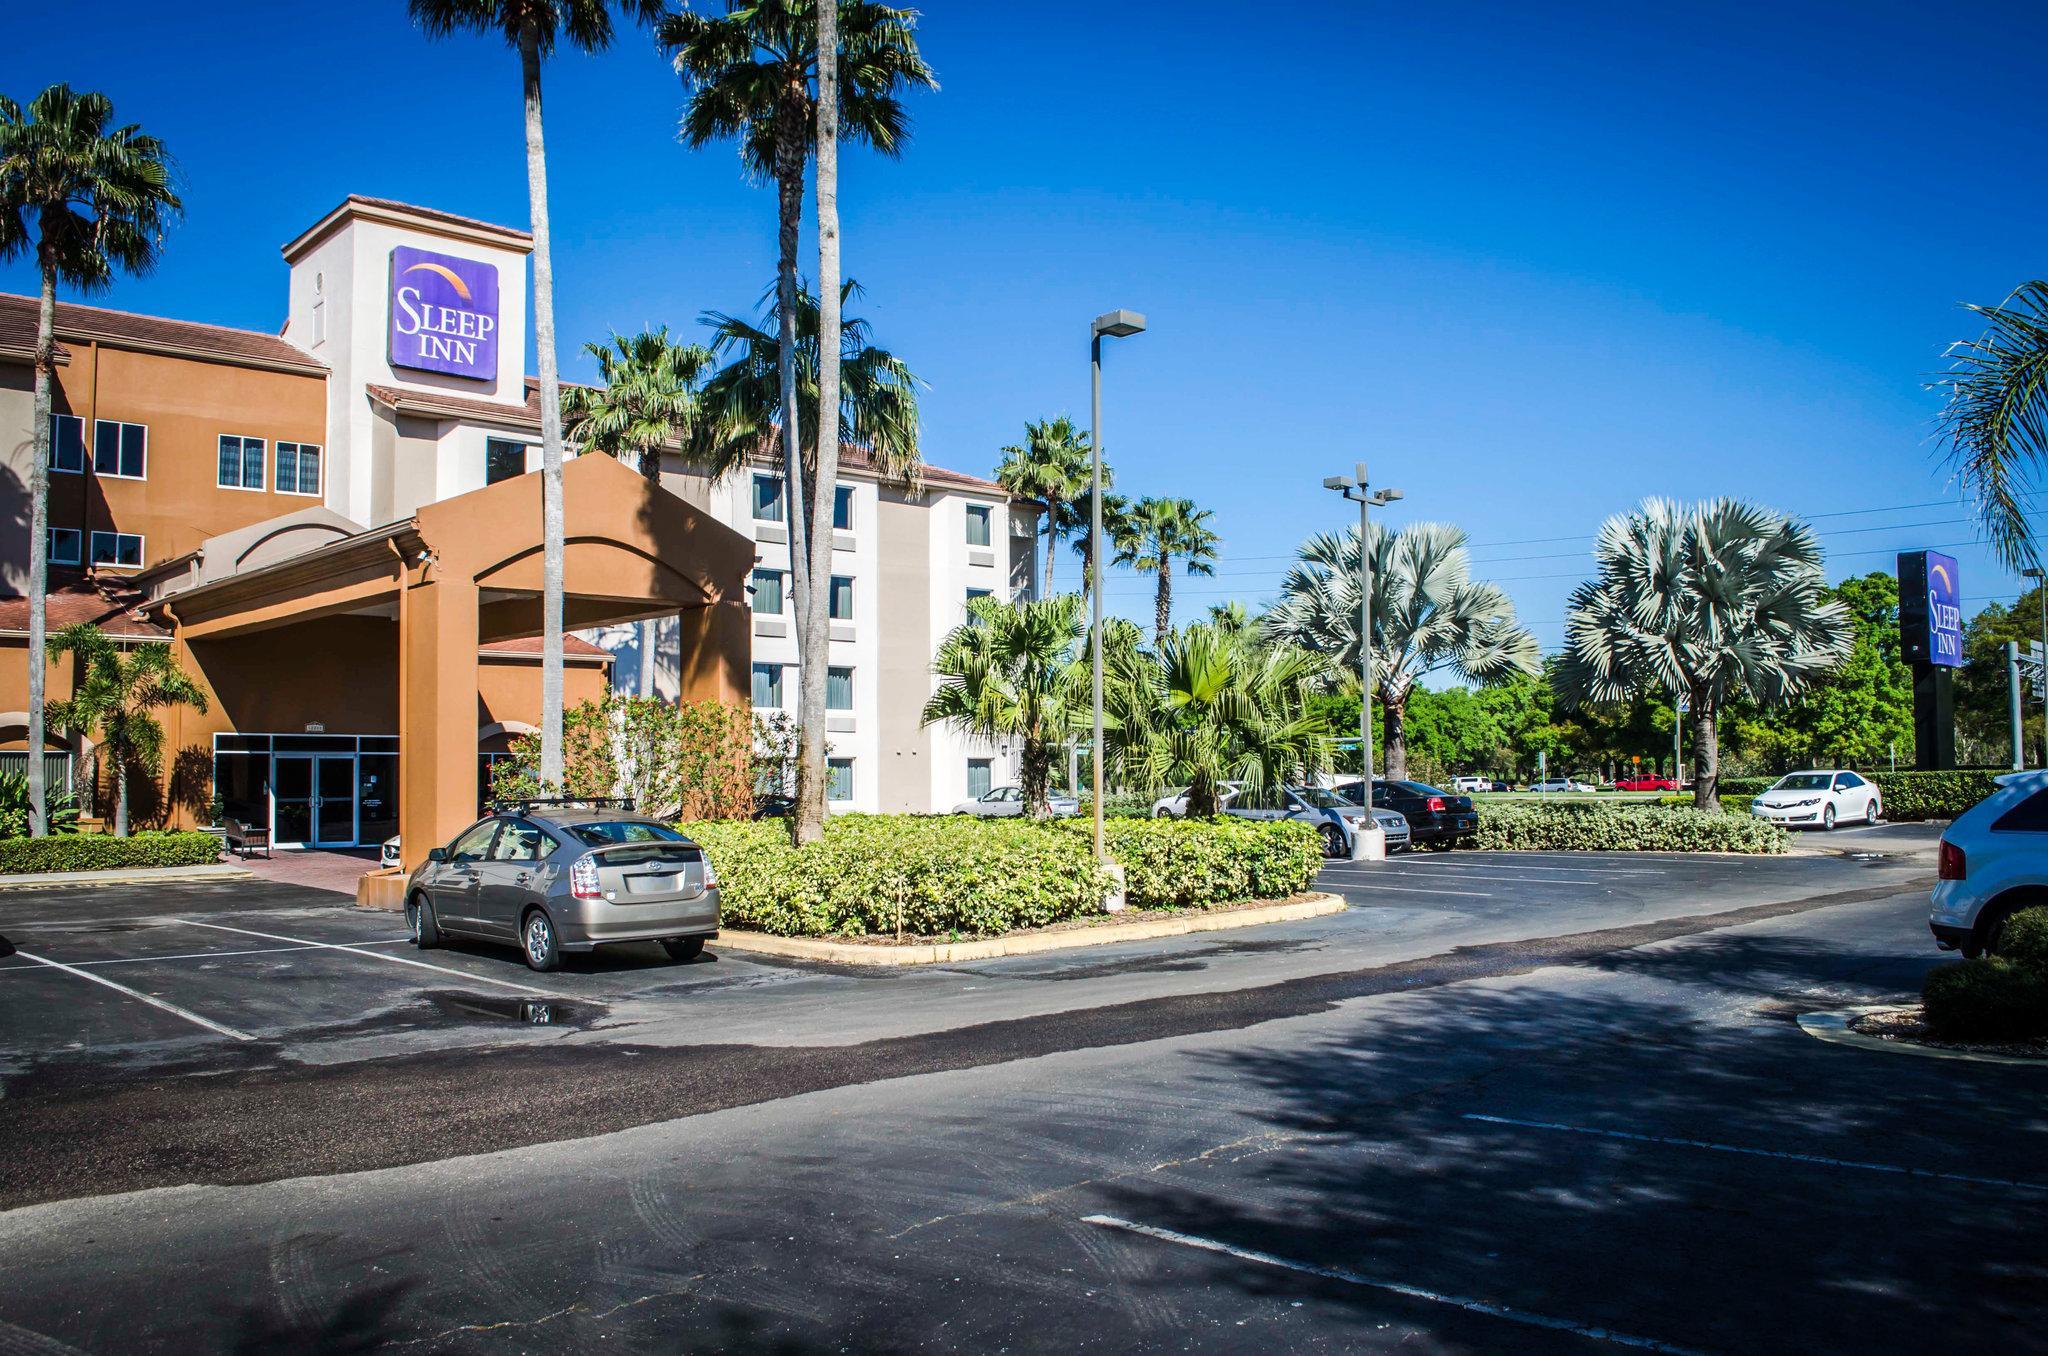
left=1849, top=1006, right=2048, bottom=1060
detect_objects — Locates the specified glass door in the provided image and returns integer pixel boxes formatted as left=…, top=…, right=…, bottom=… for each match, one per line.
left=314, top=756, right=357, bottom=846
left=273, top=755, right=314, bottom=845
left=271, top=753, right=358, bottom=847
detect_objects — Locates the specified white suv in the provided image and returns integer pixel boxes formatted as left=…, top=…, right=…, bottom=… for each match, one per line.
left=1930, top=770, right=2048, bottom=957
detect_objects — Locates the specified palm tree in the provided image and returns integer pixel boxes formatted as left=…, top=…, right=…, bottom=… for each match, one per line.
left=1934, top=280, right=2048, bottom=572
left=1556, top=498, right=1854, bottom=810
left=1266, top=521, right=1541, bottom=781
left=996, top=417, right=1094, bottom=595
left=663, top=0, right=935, bottom=842
left=409, top=0, right=662, bottom=792
left=923, top=593, right=1090, bottom=817
left=0, top=85, right=179, bottom=837
left=1069, top=489, right=1134, bottom=607
left=561, top=327, right=714, bottom=696
left=1120, top=497, right=1219, bottom=648
left=44, top=624, right=208, bottom=838
left=810, top=0, right=845, bottom=848
left=1108, top=623, right=1330, bottom=819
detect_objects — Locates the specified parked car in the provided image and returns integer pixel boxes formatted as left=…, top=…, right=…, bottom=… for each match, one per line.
left=1152, top=782, right=1244, bottom=818
left=1449, top=775, right=1493, bottom=794
left=1930, top=770, right=2048, bottom=956
left=952, top=786, right=1080, bottom=817
left=752, top=793, right=795, bottom=820
left=1749, top=770, right=1880, bottom=830
left=405, top=798, right=719, bottom=972
left=1225, top=784, right=1409, bottom=857
left=381, top=834, right=402, bottom=869
left=1613, top=775, right=1680, bottom=792
left=1334, top=779, right=1478, bottom=848
left=1531, top=777, right=1598, bottom=793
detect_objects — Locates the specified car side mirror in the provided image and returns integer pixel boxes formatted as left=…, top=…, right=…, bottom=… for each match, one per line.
left=427, top=846, right=448, bottom=863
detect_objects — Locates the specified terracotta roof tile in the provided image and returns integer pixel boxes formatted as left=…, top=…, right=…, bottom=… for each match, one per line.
left=481, top=635, right=611, bottom=659
left=0, top=293, right=322, bottom=373
left=0, top=589, right=168, bottom=640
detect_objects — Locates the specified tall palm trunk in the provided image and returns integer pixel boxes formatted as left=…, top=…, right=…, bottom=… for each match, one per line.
left=771, top=115, right=820, bottom=842
left=1153, top=553, right=1173, bottom=648
left=520, top=24, right=567, bottom=789
left=1042, top=496, right=1060, bottom=596
left=638, top=454, right=660, bottom=699
left=1690, top=698, right=1720, bottom=811
left=113, top=748, right=130, bottom=838
left=27, top=263, right=55, bottom=836
left=798, top=0, right=843, bottom=846
left=1383, top=687, right=1409, bottom=781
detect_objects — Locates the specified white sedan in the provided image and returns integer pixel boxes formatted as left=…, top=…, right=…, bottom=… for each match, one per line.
left=952, top=786, right=1080, bottom=817
left=1531, top=778, right=1597, bottom=793
left=1749, top=769, right=1881, bottom=830
left=1152, top=782, right=1243, bottom=817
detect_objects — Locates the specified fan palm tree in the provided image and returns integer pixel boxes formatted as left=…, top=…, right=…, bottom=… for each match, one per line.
left=923, top=593, right=1090, bottom=817
left=561, top=327, right=715, bottom=696
left=1934, top=280, right=2048, bottom=572
left=1069, top=489, right=1135, bottom=607
left=1556, top=498, right=1853, bottom=810
left=1108, top=623, right=1330, bottom=818
left=663, top=0, right=934, bottom=843
left=1266, top=521, right=1541, bottom=781
left=0, top=85, right=180, bottom=836
left=1120, top=497, right=1219, bottom=648
left=44, top=624, right=208, bottom=838
left=996, top=416, right=1094, bottom=595
left=410, top=0, right=663, bottom=791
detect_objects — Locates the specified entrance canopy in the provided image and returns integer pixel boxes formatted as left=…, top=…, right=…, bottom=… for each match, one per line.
left=148, top=453, right=752, bottom=866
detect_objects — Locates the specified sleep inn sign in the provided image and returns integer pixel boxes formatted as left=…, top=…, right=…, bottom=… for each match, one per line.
left=388, top=244, right=499, bottom=381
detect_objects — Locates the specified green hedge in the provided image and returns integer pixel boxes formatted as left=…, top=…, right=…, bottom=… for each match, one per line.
left=1472, top=801, right=1787, bottom=853
left=1071, top=816, right=1322, bottom=909
left=1716, top=776, right=1775, bottom=797
left=1919, top=906, right=2048, bottom=1041
left=681, top=813, right=1320, bottom=938
left=0, top=831, right=222, bottom=875
left=1076, top=793, right=1158, bottom=819
left=1657, top=793, right=1757, bottom=816
left=1869, top=771, right=2001, bottom=822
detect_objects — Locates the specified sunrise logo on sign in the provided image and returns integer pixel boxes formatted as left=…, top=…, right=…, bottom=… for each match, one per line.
left=388, top=245, right=500, bottom=382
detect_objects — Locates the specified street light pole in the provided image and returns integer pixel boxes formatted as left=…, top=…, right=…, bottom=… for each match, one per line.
left=1089, top=310, right=1145, bottom=871
left=2028, top=568, right=2048, bottom=768
left=1323, top=466, right=1402, bottom=859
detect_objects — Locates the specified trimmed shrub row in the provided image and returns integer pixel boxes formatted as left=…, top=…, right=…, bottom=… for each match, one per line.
left=0, top=831, right=222, bottom=875
left=1922, top=907, right=2048, bottom=1041
left=1657, top=793, right=1757, bottom=816
left=1473, top=801, right=1787, bottom=853
left=681, top=813, right=1320, bottom=939
left=1869, top=771, right=2001, bottom=822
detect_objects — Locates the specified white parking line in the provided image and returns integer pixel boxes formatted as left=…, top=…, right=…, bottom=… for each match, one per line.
left=1400, top=860, right=1664, bottom=876
left=1461, top=1115, right=2048, bottom=1193
left=0, top=938, right=411, bottom=975
left=1318, top=878, right=1497, bottom=898
left=1082, top=1214, right=1704, bottom=1355
left=176, top=919, right=565, bottom=997
left=12, top=950, right=255, bottom=1042
left=1380, top=868, right=1622, bottom=887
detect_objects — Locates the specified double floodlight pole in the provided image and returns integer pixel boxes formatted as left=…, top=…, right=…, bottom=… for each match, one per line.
left=1090, top=309, right=1145, bottom=863
left=1321, top=465, right=1403, bottom=792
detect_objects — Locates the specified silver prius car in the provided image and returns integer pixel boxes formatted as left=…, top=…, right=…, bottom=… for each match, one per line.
left=404, top=799, right=720, bottom=972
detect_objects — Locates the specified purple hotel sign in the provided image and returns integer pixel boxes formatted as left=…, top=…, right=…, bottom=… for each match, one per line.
left=388, top=245, right=500, bottom=381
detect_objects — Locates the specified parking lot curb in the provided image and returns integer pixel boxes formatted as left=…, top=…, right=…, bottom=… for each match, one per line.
left=1798, top=1005, right=2046, bottom=1067
left=714, top=892, right=1348, bottom=966
left=0, top=863, right=255, bottom=891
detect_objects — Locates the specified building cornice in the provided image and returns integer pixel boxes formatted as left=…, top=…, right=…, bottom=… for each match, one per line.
left=283, top=196, right=535, bottom=264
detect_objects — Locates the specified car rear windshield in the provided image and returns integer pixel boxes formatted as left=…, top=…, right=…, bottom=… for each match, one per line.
left=1395, top=781, right=1445, bottom=797
left=566, top=820, right=691, bottom=846
left=1773, top=774, right=1831, bottom=791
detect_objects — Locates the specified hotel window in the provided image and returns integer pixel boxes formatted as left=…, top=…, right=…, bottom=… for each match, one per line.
left=93, top=421, right=147, bottom=480
left=829, top=575, right=854, bottom=622
left=218, top=434, right=265, bottom=490
left=965, top=503, right=992, bottom=547
left=47, top=415, right=84, bottom=474
left=276, top=442, right=321, bottom=496
left=966, top=758, right=993, bottom=800
left=966, top=587, right=993, bottom=623
left=833, top=486, right=853, bottom=531
left=752, top=568, right=785, bottom=613
left=89, top=531, right=143, bottom=570
left=751, top=663, right=784, bottom=709
left=826, top=757, right=854, bottom=802
left=485, top=438, right=527, bottom=485
left=47, top=528, right=81, bottom=567
left=827, top=666, right=854, bottom=711
left=752, top=473, right=785, bottom=522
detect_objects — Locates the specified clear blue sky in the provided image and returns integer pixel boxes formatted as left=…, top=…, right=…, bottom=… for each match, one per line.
left=7, top=0, right=2045, bottom=652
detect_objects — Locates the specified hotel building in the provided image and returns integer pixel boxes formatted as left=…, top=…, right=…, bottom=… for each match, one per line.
left=0, top=196, right=1036, bottom=862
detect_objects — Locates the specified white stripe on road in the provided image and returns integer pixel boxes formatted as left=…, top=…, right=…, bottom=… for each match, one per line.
left=176, top=919, right=565, bottom=997
left=1381, top=869, right=1621, bottom=887
left=1400, top=860, right=1664, bottom=876
left=12, top=949, right=255, bottom=1042
left=1319, top=879, right=1497, bottom=899
left=0, top=938, right=411, bottom=975
left=1461, top=1115, right=2048, bottom=1194
left=1082, top=1214, right=1705, bottom=1355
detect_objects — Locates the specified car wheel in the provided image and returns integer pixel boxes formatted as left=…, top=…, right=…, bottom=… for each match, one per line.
left=1865, top=798, right=1880, bottom=825
left=521, top=909, right=562, bottom=972
left=1318, top=823, right=1346, bottom=857
left=662, top=936, right=706, bottom=963
left=407, top=893, right=439, bottom=949
left=1821, top=804, right=1836, bottom=831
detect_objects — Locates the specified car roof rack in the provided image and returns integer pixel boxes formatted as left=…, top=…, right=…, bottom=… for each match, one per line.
left=490, top=795, right=638, bottom=814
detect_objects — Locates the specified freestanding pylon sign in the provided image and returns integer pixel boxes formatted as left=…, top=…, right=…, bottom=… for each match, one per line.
left=1898, top=550, right=1960, bottom=770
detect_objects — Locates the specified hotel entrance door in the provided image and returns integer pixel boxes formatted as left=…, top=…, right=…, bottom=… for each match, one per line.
left=273, top=754, right=357, bottom=847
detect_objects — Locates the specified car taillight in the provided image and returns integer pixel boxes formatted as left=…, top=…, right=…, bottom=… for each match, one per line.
left=1937, top=839, right=1965, bottom=881
left=1426, top=796, right=1445, bottom=813
left=700, top=853, right=719, bottom=890
left=570, top=855, right=602, bottom=899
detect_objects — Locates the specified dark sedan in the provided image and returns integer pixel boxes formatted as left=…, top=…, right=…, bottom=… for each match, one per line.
left=1334, top=778, right=1479, bottom=848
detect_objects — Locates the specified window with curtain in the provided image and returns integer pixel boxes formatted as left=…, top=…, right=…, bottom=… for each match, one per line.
left=827, top=666, right=853, bottom=711
left=966, top=758, right=993, bottom=799
left=965, top=504, right=992, bottom=546
left=752, top=569, right=785, bottom=613
left=751, top=663, right=783, bottom=708
left=218, top=434, right=265, bottom=489
left=827, top=758, right=854, bottom=802
left=833, top=486, right=853, bottom=531
left=753, top=474, right=785, bottom=522
left=276, top=442, right=321, bottom=495
left=829, top=575, right=854, bottom=621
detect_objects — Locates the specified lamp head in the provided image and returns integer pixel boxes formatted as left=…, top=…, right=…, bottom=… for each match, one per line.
left=2026, top=567, right=2047, bottom=581
left=1322, top=475, right=1355, bottom=492
left=1375, top=488, right=1405, bottom=504
left=1092, top=309, right=1147, bottom=339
